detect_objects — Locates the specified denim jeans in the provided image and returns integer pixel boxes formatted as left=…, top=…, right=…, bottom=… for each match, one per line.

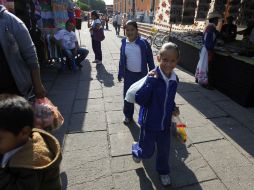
left=62, top=47, right=89, bottom=69
left=91, top=39, right=102, bottom=61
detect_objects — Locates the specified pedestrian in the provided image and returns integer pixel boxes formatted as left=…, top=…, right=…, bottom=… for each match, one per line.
left=89, top=10, right=103, bottom=65
left=112, top=12, right=117, bottom=34
left=0, top=5, right=46, bottom=99
left=67, top=0, right=76, bottom=26
left=0, top=94, right=62, bottom=190
left=118, top=20, right=155, bottom=124
left=149, top=9, right=154, bottom=24
left=101, top=14, right=106, bottom=29
left=122, top=13, right=128, bottom=36
left=105, top=14, right=109, bottom=30
left=129, top=42, right=180, bottom=187
left=54, top=19, right=89, bottom=70
left=115, top=12, right=122, bottom=35
left=195, top=12, right=221, bottom=89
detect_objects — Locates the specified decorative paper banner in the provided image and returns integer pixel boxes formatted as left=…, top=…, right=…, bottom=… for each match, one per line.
left=52, top=0, right=68, bottom=29
left=170, top=0, right=183, bottom=24
left=196, top=0, right=211, bottom=20
left=182, top=0, right=197, bottom=25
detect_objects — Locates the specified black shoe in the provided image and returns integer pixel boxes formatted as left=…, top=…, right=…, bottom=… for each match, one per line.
left=123, top=117, right=133, bottom=125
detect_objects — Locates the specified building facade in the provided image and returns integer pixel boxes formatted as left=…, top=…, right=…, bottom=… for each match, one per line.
left=113, top=0, right=159, bottom=15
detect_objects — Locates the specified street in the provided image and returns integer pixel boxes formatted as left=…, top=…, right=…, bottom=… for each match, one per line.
left=41, top=22, right=254, bottom=190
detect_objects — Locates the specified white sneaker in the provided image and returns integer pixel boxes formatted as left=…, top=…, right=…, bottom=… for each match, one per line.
left=132, top=142, right=141, bottom=163
left=159, top=174, right=171, bottom=186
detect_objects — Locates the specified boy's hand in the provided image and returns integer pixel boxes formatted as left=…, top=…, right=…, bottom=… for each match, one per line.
left=148, top=70, right=158, bottom=78
left=172, top=106, right=180, bottom=116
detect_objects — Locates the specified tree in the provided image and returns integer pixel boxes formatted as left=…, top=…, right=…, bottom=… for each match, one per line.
left=80, top=0, right=106, bottom=12
left=77, top=0, right=89, bottom=11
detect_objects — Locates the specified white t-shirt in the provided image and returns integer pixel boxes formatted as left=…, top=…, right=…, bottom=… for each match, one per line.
left=54, top=29, right=77, bottom=50
left=125, top=40, right=142, bottom=72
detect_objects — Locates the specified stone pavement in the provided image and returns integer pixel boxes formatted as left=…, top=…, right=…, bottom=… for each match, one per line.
left=41, top=22, right=254, bottom=190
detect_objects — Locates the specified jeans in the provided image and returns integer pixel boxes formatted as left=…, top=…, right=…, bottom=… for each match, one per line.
left=92, top=39, right=102, bottom=61
left=62, top=48, right=89, bottom=69
left=116, top=24, right=121, bottom=35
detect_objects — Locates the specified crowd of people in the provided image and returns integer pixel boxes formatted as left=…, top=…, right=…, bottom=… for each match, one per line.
left=0, top=2, right=181, bottom=186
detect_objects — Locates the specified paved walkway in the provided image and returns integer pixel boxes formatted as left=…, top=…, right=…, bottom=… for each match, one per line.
left=41, top=22, right=254, bottom=190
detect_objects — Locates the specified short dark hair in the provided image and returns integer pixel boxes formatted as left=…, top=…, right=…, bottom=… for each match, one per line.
left=0, top=94, right=34, bottom=135
left=126, top=20, right=138, bottom=30
left=159, top=42, right=180, bottom=58
left=91, top=10, right=99, bottom=19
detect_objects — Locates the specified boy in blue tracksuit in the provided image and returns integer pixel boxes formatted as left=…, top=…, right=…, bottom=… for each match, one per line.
left=130, top=42, right=180, bottom=186
left=118, top=20, right=155, bottom=124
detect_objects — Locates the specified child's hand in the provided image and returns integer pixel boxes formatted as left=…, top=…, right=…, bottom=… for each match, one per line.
left=172, top=106, right=180, bottom=116
left=148, top=70, right=158, bottom=78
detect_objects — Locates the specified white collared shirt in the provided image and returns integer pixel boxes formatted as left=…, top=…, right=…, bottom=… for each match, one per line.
left=159, top=66, right=177, bottom=89
left=125, top=39, right=142, bottom=72
left=1, top=146, right=23, bottom=168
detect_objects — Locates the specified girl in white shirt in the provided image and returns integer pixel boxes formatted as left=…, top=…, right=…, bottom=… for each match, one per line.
left=118, top=20, right=155, bottom=124
left=90, top=11, right=103, bottom=64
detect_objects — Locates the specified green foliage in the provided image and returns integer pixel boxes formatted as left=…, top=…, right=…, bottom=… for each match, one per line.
left=77, top=0, right=89, bottom=11
left=79, top=0, right=106, bottom=12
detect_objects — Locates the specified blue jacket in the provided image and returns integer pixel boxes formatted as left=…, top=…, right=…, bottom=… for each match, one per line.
left=135, top=67, right=178, bottom=131
left=118, top=36, right=155, bottom=79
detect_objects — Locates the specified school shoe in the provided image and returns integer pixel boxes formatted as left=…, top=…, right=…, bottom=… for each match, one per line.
left=159, top=174, right=171, bottom=186
left=123, top=117, right=133, bottom=125
left=96, top=61, right=102, bottom=65
left=132, top=142, right=141, bottom=163
left=92, top=60, right=98, bottom=63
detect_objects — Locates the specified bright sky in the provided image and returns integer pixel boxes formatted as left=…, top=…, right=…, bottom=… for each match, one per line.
left=103, top=0, right=113, bottom=5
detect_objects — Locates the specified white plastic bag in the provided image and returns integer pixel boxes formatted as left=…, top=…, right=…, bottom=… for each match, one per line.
left=195, top=46, right=208, bottom=85
left=125, top=76, right=147, bottom=103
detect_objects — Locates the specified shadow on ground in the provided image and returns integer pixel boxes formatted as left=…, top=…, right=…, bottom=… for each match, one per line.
left=177, top=81, right=254, bottom=159
left=127, top=121, right=202, bottom=190
left=96, top=64, right=114, bottom=87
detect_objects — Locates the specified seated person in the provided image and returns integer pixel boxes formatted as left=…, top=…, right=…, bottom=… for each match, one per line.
left=54, top=20, right=89, bottom=69
left=0, top=94, right=62, bottom=190
left=221, top=16, right=237, bottom=42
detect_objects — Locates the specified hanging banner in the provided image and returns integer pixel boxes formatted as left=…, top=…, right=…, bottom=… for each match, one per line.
left=154, top=0, right=183, bottom=28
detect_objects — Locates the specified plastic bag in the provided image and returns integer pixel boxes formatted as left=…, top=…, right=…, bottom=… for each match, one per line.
left=171, top=116, right=187, bottom=143
left=125, top=76, right=147, bottom=103
left=33, top=97, right=64, bottom=131
left=195, top=46, right=208, bottom=85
